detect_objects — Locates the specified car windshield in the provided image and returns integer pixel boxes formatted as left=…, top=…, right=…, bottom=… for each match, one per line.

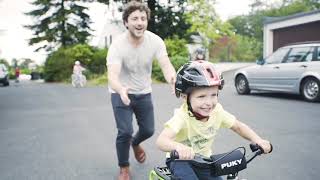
left=265, top=48, right=289, bottom=64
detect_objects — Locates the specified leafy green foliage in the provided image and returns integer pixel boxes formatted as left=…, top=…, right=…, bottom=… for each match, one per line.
left=232, top=35, right=262, bottom=61
left=164, top=36, right=189, bottom=58
left=228, top=0, right=319, bottom=41
left=152, top=37, right=189, bottom=82
left=150, top=0, right=191, bottom=39
left=0, top=58, right=10, bottom=67
left=19, top=59, right=34, bottom=69
left=96, top=0, right=191, bottom=39
left=210, top=34, right=262, bottom=62
left=43, top=44, right=107, bottom=82
left=25, top=0, right=92, bottom=52
left=185, top=0, right=234, bottom=48
left=226, top=0, right=319, bottom=60
left=89, top=48, right=107, bottom=74
left=44, top=47, right=74, bottom=82
left=152, top=55, right=188, bottom=82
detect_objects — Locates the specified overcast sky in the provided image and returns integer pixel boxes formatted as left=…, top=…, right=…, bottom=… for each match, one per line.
left=0, top=0, right=256, bottom=65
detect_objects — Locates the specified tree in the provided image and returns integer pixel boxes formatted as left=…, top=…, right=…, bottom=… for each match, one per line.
left=25, top=0, right=92, bottom=52
left=185, top=0, right=234, bottom=60
left=19, top=58, right=35, bottom=69
left=302, top=0, right=320, bottom=9
left=227, top=0, right=319, bottom=60
left=96, top=0, right=191, bottom=39
left=12, top=58, right=18, bottom=68
left=228, top=16, right=254, bottom=37
left=150, top=0, right=191, bottom=39
left=0, top=58, right=10, bottom=67
left=228, top=0, right=318, bottom=41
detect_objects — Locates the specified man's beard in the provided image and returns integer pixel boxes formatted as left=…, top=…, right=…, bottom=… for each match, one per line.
left=129, top=28, right=145, bottom=39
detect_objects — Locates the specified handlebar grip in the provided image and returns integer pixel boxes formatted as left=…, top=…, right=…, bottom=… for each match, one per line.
left=250, top=143, right=273, bottom=154
left=250, top=143, right=260, bottom=152
left=269, top=143, right=273, bottom=153
left=170, top=150, right=179, bottom=160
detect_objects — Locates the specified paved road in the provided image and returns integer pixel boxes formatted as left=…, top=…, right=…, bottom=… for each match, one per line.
left=0, top=71, right=319, bottom=180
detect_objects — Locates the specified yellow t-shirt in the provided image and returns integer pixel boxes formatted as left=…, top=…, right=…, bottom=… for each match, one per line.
left=165, top=103, right=236, bottom=157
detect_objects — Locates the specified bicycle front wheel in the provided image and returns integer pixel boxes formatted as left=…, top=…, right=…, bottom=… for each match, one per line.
left=149, top=170, right=165, bottom=180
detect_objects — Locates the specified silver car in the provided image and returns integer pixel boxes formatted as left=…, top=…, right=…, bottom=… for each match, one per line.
left=0, top=63, right=10, bottom=86
left=234, top=42, right=320, bottom=102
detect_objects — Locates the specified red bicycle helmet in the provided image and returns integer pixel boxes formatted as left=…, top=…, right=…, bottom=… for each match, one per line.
left=175, top=60, right=224, bottom=98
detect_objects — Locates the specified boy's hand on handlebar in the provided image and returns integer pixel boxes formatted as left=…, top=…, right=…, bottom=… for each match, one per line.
left=256, top=139, right=272, bottom=154
left=175, top=143, right=195, bottom=160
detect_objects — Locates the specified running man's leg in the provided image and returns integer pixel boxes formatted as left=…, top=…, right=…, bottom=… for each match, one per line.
left=111, top=93, right=134, bottom=167
left=131, top=93, right=154, bottom=146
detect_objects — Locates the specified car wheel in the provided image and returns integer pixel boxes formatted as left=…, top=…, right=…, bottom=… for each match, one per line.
left=3, top=78, right=9, bottom=86
left=235, top=75, right=250, bottom=94
left=301, top=77, right=320, bottom=102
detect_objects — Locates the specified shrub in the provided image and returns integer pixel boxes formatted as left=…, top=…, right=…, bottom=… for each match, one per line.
left=164, top=36, right=189, bottom=58
left=152, top=36, right=189, bottom=82
left=44, top=47, right=74, bottom=82
left=152, top=55, right=188, bottom=82
left=43, top=44, right=107, bottom=82
left=89, top=48, right=107, bottom=74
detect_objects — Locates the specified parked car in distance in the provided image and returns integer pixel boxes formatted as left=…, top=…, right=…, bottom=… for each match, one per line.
left=0, top=63, right=10, bottom=86
left=234, top=41, right=320, bottom=102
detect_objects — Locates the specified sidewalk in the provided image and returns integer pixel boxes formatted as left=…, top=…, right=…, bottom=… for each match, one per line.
left=213, top=62, right=255, bottom=73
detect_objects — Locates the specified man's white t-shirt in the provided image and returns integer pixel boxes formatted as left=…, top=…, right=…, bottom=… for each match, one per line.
left=106, top=30, right=168, bottom=94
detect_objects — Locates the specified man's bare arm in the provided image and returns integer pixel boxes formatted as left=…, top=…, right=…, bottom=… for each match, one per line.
left=107, top=64, right=130, bottom=105
left=158, top=56, right=176, bottom=93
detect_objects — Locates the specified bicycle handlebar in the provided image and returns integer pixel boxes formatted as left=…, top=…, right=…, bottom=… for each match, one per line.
left=170, top=143, right=273, bottom=177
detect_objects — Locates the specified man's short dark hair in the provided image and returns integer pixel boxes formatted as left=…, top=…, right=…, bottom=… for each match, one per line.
left=122, top=1, right=151, bottom=24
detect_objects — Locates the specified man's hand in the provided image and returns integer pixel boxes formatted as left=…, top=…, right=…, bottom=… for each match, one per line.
left=119, top=87, right=130, bottom=105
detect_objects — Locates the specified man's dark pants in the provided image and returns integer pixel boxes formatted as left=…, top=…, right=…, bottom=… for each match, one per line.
left=111, top=93, right=155, bottom=167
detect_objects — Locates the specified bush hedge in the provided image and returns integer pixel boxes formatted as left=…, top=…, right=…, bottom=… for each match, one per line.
left=43, top=44, right=107, bottom=82
left=152, top=37, right=189, bottom=82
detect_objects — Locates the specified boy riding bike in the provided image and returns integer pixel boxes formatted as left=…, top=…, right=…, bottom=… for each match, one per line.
left=72, top=60, right=86, bottom=87
left=156, top=60, right=272, bottom=180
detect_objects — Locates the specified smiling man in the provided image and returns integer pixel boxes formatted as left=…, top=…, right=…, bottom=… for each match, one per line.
left=106, top=1, right=176, bottom=180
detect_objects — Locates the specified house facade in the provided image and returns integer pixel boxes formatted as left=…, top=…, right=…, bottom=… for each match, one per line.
left=97, top=1, right=125, bottom=49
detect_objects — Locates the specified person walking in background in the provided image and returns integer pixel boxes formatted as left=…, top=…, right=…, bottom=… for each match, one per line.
left=15, top=66, right=20, bottom=83
left=106, top=1, right=176, bottom=180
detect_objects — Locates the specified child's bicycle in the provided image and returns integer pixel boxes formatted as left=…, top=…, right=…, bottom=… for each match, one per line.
left=71, top=73, right=86, bottom=88
left=149, top=143, right=273, bottom=180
